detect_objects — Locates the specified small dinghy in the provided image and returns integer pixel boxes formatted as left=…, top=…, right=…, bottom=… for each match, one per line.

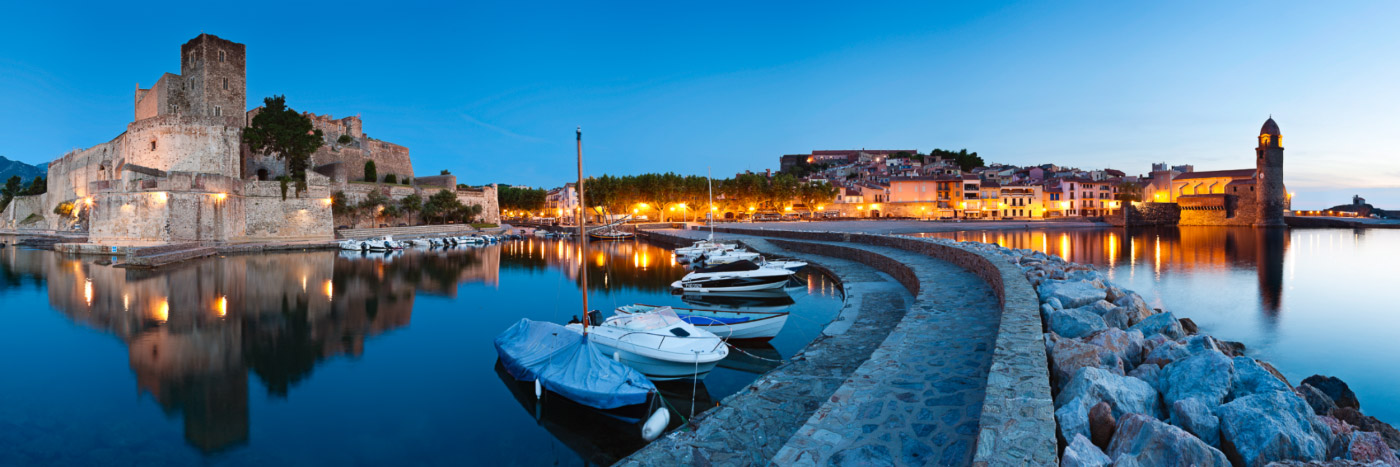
left=615, top=304, right=789, bottom=341
left=589, top=229, right=635, bottom=241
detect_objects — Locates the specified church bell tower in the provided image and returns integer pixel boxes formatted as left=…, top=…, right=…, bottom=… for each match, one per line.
left=1255, top=117, right=1286, bottom=227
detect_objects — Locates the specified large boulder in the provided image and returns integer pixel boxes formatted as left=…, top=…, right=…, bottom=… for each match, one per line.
left=1179, top=317, right=1200, bottom=335
left=1063, top=434, right=1112, bottom=467
left=1345, top=431, right=1400, bottom=465
left=1107, top=413, right=1231, bottom=467
left=1040, top=279, right=1108, bottom=309
left=1330, top=408, right=1400, bottom=451
left=1161, top=350, right=1235, bottom=409
left=1301, top=375, right=1360, bottom=411
left=1082, top=328, right=1145, bottom=368
left=1230, top=357, right=1292, bottom=399
left=1317, top=415, right=1356, bottom=460
left=1171, top=398, right=1222, bottom=448
left=1050, top=338, right=1125, bottom=392
left=1103, top=305, right=1136, bottom=330
left=1129, top=311, right=1186, bottom=340
left=1047, top=306, right=1108, bottom=339
left=1112, top=292, right=1154, bottom=327
left=1089, top=401, right=1116, bottom=449
left=1128, top=364, right=1162, bottom=393
left=1143, top=339, right=1190, bottom=368
left=1217, top=391, right=1329, bottom=467
left=1055, top=367, right=1163, bottom=442
left=1295, top=384, right=1339, bottom=416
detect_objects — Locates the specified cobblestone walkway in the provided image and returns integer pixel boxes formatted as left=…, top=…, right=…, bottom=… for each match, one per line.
left=771, top=241, right=1001, bottom=466
left=624, top=231, right=1003, bottom=466
left=619, top=234, right=914, bottom=466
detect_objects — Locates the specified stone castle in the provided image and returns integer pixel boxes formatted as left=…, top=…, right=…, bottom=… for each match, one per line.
left=1, top=34, right=498, bottom=243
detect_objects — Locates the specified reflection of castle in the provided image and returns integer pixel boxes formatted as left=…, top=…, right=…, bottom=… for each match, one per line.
left=499, top=238, right=688, bottom=293
left=21, top=249, right=495, bottom=453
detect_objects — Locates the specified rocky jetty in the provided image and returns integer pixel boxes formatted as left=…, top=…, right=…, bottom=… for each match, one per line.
left=927, top=238, right=1400, bottom=467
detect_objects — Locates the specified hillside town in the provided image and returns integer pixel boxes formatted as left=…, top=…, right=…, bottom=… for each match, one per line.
left=532, top=125, right=1292, bottom=225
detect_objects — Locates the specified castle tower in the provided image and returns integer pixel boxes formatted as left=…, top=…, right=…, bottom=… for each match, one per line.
left=1255, top=117, right=1286, bottom=227
left=180, top=34, right=245, bottom=120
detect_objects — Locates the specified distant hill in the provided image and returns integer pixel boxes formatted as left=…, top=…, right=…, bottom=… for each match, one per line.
left=0, top=156, right=46, bottom=182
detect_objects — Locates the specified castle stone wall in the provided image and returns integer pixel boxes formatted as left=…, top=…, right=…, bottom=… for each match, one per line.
left=1178, top=194, right=1260, bottom=226
left=45, top=135, right=125, bottom=228
left=0, top=195, right=47, bottom=229
left=124, top=116, right=243, bottom=178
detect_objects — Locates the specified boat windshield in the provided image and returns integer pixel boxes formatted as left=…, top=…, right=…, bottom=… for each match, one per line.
left=693, top=260, right=760, bottom=273
left=608, top=306, right=683, bottom=331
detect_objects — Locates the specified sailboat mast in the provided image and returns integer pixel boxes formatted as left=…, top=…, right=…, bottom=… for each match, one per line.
left=576, top=127, right=590, bottom=334
left=707, top=167, right=715, bottom=239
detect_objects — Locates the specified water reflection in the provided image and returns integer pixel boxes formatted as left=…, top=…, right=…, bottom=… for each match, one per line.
left=0, top=246, right=497, bottom=453
left=911, top=227, right=1400, bottom=426
left=0, top=238, right=843, bottom=464
left=914, top=227, right=1291, bottom=315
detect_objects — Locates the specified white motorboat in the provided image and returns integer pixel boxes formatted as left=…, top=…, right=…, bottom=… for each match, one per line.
left=758, top=258, right=808, bottom=273
left=693, top=249, right=760, bottom=266
left=365, top=236, right=402, bottom=250
left=675, top=239, right=737, bottom=257
left=339, top=239, right=370, bottom=250
left=671, top=260, right=795, bottom=293
left=615, top=304, right=789, bottom=341
left=408, top=238, right=432, bottom=247
left=565, top=307, right=728, bottom=381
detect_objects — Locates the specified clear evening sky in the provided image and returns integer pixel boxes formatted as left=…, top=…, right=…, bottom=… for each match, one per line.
left=1, top=1, right=1396, bottom=209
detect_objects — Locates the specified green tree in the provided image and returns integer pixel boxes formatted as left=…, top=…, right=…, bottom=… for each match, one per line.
left=440, top=169, right=451, bottom=175
left=337, top=134, right=354, bottom=145
left=363, top=160, right=377, bottom=182
left=1, top=175, right=22, bottom=211
left=798, top=181, right=839, bottom=211
left=384, top=174, right=397, bottom=184
left=497, top=186, right=547, bottom=212
left=358, top=189, right=391, bottom=225
left=243, top=95, right=323, bottom=196
left=23, top=176, right=46, bottom=196
left=422, top=189, right=465, bottom=224
left=399, top=193, right=423, bottom=225
left=768, top=173, right=800, bottom=211
left=330, top=190, right=353, bottom=216
left=930, top=148, right=984, bottom=172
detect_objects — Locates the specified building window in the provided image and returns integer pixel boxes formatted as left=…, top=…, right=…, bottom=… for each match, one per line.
left=214, top=106, right=222, bottom=117
left=223, top=78, right=228, bottom=90
left=219, top=50, right=225, bottom=62
left=150, top=141, right=157, bottom=151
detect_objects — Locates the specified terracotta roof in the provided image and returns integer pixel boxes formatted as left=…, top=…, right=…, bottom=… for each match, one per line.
left=1260, top=117, right=1280, bottom=136
left=1175, top=169, right=1255, bottom=180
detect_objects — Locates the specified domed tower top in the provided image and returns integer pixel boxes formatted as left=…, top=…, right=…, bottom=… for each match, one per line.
left=1260, top=117, right=1280, bottom=136
left=1259, top=117, right=1281, bottom=147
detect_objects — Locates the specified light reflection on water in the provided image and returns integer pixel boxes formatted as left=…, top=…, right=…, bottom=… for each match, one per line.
left=912, top=227, right=1400, bottom=426
left=0, top=238, right=841, bottom=465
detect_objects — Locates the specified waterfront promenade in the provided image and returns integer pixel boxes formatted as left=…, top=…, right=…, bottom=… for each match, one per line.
left=624, top=227, right=1057, bottom=466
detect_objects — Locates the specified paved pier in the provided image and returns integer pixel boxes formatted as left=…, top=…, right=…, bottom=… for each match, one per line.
left=623, top=229, right=1019, bottom=466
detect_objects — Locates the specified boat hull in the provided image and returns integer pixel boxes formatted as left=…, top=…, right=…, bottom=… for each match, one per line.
left=589, top=341, right=723, bottom=381
left=670, top=274, right=791, bottom=293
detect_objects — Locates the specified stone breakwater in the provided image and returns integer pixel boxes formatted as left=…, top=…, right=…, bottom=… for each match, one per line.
left=949, top=240, right=1400, bottom=466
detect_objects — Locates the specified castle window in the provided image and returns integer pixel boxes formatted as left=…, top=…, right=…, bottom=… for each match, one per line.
left=214, top=106, right=222, bottom=117
left=150, top=141, right=157, bottom=151
left=223, top=78, right=228, bottom=90
left=219, top=50, right=225, bottom=62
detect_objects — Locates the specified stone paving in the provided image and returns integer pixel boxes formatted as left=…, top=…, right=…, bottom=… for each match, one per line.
left=619, top=233, right=915, bottom=466
left=769, top=240, right=1001, bottom=466
left=622, top=230, right=1003, bottom=466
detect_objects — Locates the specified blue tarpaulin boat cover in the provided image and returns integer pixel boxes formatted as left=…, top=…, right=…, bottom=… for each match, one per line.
left=494, top=319, right=655, bottom=410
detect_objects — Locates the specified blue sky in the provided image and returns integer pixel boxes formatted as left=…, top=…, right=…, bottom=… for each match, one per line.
left=1, top=1, right=1396, bottom=208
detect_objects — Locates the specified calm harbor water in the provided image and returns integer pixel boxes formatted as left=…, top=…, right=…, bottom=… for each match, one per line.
left=0, top=238, right=841, bottom=465
left=913, top=227, right=1400, bottom=426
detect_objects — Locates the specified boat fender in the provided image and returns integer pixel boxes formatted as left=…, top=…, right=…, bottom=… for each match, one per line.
left=534, top=379, right=542, bottom=399
left=613, top=351, right=621, bottom=363
left=641, top=408, right=670, bottom=441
